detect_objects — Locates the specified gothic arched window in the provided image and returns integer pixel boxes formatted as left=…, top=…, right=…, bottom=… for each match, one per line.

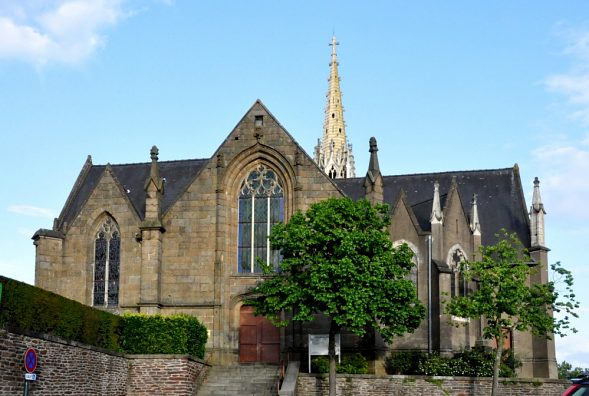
left=93, top=217, right=120, bottom=307
left=238, top=164, right=284, bottom=273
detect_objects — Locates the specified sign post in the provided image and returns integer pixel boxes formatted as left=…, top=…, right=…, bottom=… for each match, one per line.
left=23, top=348, right=37, bottom=396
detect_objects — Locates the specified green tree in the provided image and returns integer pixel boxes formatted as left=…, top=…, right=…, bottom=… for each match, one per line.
left=446, top=230, right=578, bottom=396
left=247, top=198, right=425, bottom=396
left=558, top=360, right=588, bottom=379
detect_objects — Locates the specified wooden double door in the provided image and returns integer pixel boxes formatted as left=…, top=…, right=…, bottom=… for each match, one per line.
left=239, top=306, right=280, bottom=363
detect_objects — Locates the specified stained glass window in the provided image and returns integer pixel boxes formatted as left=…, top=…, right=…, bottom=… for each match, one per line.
left=238, top=164, right=284, bottom=273
left=93, top=217, right=120, bottom=307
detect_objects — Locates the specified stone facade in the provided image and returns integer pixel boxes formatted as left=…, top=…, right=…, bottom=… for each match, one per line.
left=0, top=328, right=208, bottom=396
left=33, top=98, right=556, bottom=376
left=296, top=373, right=569, bottom=396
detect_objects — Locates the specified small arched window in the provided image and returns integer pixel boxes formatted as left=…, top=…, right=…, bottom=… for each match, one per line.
left=447, top=246, right=467, bottom=298
left=93, top=216, right=120, bottom=307
left=238, top=164, right=284, bottom=273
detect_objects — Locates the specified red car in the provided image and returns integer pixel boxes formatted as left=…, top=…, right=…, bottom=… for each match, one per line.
left=563, top=374, right=589, bottom=396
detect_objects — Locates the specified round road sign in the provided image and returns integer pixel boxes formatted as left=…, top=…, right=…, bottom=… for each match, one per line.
left=24, top=348, right=37, bottom=373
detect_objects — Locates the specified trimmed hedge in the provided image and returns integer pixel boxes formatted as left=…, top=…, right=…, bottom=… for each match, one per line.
left=0, top=276, right=208, bottom=358
left=385, top=348, right=521, bottom=377
left=0, top=276, right=120, bottom=350
left=120, top=313, right=207, bottom=358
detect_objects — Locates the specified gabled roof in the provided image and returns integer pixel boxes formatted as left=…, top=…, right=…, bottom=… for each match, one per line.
left=58, top=159, right=208, bottom=230
left=335, top=167, right=530, bottom=247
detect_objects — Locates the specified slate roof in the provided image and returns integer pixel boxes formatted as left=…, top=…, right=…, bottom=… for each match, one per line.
left=334, top=167, right=530, bottom=247
left=56, top=155, right=529, bottom=249
left=58, top=159, right=208, bottom=229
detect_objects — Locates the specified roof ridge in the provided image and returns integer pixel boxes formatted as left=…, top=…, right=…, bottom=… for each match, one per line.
left=92, top=158, right=210, bottom=167
left=382, top=167, right=513, bottom=179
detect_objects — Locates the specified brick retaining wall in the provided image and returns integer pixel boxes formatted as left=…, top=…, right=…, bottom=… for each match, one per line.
left=296, top=373, right=569, bottom=396
left=0, top=328, right=208, bottom=395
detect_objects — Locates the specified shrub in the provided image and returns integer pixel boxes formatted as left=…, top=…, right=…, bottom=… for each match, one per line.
left=386, top=347, right=521, bottom=377
left=0, top=276, right=120, bottom=350
left=311, top=356, right=330, bottom=373
left=500, top=349, right=522, bottom=378
left=453, top=347, right=494, bottom=377
left=119, top=313, right=208, bottom=358
left=417, top=353, right=453, bottom=376
left=0, top=276, right=208, bottom=358
left=338, top=353, right=369, bottom=374
left=311, top=353, right=369, bottom=374
left=385, top=351, right=427, bottom=375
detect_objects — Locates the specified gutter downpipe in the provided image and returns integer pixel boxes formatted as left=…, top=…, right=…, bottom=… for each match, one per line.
left=427, top=234, right=432, bottom=354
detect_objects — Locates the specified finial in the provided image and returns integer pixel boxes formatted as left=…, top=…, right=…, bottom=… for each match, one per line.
left=369, top=137, right=378, bottom=152
left=530, top=177, right=546, bottom=247
left=470, top=193, right=481, bottom=235
left=531, top=177, right=544, bottom=213
left=150, top=145, right=159, bottom=161
left=431, top=181, right=443, bottom=224
left=367, top=137, right=381, bottom=179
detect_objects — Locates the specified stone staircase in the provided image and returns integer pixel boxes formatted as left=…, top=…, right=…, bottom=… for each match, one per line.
left=196, top=364, right=280, bottom=396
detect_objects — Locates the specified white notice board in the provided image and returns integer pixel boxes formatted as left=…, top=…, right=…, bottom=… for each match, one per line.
left=308, top=334, right=341, bottom=373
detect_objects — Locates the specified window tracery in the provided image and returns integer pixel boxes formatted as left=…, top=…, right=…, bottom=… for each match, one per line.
left=448, top=245, right=467, bottom=298
left=238, top=164, right=284, bottom=273
left=93, top=216, right=120, bottom=307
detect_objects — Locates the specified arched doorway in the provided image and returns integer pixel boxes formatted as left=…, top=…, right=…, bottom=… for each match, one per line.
left=239, top=306, right=280, bottom=363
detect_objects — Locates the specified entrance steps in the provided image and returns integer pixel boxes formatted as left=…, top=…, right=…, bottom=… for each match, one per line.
left=196, top=364, right=280, bottom=396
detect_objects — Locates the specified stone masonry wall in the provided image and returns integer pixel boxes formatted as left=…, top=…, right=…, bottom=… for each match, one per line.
left=127, top=355, right=207, bottom=395
left=0, top=328, right=208, bottom=396
left=296, top=373, right=569, bottom=396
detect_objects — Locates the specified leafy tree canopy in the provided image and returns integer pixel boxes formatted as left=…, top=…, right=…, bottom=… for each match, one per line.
left=247, top=197, right=425, bottom=342
left=446, top=230, right=578, bottom=395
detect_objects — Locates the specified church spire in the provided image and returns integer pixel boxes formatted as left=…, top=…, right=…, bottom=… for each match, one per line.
left=314, top=36, right=355, bottom=179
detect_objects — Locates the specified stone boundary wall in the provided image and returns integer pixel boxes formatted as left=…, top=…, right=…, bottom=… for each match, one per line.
left=0, top=328, right=208, bottom=395
left=296, top=373, right=569, bottom=396
left=127, top=355, right=207, bottom=395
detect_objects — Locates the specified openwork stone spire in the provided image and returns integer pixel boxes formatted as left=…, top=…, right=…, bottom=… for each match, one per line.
left=314, top=36, right=355, bottom=179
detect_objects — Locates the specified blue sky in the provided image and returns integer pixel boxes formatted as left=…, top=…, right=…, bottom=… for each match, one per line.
left=1, top=0, right=588, bottom=368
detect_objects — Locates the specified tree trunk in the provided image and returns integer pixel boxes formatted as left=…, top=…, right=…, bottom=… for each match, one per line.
left=491, top=332, right=504, bottom=396
left=328, top=319, right=339, bottom=396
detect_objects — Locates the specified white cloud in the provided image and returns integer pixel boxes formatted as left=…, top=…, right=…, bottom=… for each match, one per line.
left=0, top=0, right=124, bottom=65
left=531, top=140, right=589, bottom=220
left=545, top=26, right=589, bottom=124
left=557, top=334, right=589, bottom=368
left=8, top=205, right=55, bottom=218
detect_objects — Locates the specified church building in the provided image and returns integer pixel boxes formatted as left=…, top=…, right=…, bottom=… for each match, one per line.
left=33, top=37, right=556, bottom=378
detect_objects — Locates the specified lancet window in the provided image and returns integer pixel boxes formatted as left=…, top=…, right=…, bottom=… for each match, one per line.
left=238, top=164, right=284, bottom=273
left=93, top=216, right=120, bottom=307
left=448, top=246, right=467, bottom=298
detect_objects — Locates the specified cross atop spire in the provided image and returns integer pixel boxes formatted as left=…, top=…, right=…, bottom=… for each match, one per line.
left=330, top=36, right=339, bottom=65
left=314, top=36, right=355, bottom=179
